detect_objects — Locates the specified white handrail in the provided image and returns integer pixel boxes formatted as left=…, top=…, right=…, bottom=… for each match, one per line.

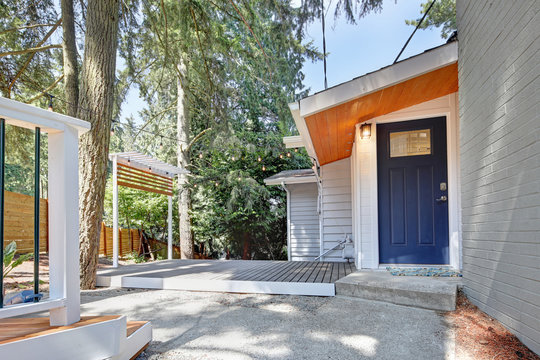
left=314, top=234, right=351, bottom=261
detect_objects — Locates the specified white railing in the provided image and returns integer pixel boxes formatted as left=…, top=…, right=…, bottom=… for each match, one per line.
left=0, top=298, right=66, bottom=319
left=0, top=97, right=90, bottom=325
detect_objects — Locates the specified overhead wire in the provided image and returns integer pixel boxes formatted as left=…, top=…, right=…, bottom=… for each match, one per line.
left=35, top=90, right=180, bottom=142
left=393, top=0, right=437, bottom=64
left=17, top=0, right=277, bottom=151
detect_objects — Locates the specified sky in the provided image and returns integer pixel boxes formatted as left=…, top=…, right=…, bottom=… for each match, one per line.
left=121, top=0, right=446, bottom=121
left=300, top=0, right=445, bottom=93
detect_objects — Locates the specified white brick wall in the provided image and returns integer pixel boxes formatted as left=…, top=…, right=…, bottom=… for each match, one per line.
left=457, top=0, right=540, bottom=354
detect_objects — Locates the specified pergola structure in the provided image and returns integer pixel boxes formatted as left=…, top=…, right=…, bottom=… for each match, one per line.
left=109, top=151, right=188, bottom=267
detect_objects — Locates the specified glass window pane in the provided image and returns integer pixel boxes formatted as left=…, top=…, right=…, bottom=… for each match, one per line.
left=390, top=129, right=431, bottom=157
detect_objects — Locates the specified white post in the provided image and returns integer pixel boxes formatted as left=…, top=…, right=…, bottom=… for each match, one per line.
left=48, top=126, right=80, bottom=326
left=167, top=195, right=172, bottom=260
left=112, top=155, right=119, bottom=268
left=281, top=182, right=291, bottom=261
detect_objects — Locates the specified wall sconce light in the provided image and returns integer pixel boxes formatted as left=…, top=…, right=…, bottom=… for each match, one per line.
left=360, top=123, right=372, bottom=139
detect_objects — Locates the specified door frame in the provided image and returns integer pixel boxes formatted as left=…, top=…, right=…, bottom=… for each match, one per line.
left=376, top=117, right=449, bottom=265
left=353, top=93, right=461, bottom=270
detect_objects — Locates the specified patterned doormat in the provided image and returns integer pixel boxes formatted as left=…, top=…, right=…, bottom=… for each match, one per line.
left=386, top=267, right=462, bottom=277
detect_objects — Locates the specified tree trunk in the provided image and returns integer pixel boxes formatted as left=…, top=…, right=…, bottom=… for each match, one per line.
left=61, top=0, right=78, bottom=117
left=78, top=0, right=120, bottom=289
left=177, top=60, right=194, bottom=259
left=242, top=232, right=251, bottom=260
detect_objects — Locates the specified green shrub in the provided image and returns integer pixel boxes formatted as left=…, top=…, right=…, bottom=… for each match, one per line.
left=3, top=242, right=33, bottom=278
left=127, top=251, right=147, bottom=264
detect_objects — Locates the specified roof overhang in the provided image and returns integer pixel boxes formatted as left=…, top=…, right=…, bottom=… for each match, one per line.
left=289, top=41, right=458, bottom=165
left=283, top=135, right=304, bottom=149
left=0, top=96, right=91, bottom=135
left=288, top=102, right=318, bottom=161
left=264, top=169, right=317, bottom=185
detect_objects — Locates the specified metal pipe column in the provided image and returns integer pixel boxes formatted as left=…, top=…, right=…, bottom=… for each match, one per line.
left=34, top=127, right=40, bottom=300
left=0, top=119, right=5, bottom=308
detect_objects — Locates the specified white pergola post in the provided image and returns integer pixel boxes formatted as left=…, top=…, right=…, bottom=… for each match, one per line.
left=168, top=195, right=173, bottom=259
left=112, top=155, right=119, bottom=268
left=48, top=126, right=81, bottom=326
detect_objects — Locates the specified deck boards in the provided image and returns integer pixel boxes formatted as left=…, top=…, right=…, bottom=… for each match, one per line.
left=0, top=317, right=149, bottom=346
left=126, top=321, right=149, bottom=337
left=98, top=259, right=356, bottom=284
left=0, top=316, right=121, bottom=345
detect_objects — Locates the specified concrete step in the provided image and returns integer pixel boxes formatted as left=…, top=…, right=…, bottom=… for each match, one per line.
left=335, top=270, right=461, bottom=311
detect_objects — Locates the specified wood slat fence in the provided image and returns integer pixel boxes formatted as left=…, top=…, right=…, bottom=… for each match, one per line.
left=99, top=223, right=141, bottom=258
left=2, top=191, right=48, bottom=254
left=1, top=191, right=196, bottom=261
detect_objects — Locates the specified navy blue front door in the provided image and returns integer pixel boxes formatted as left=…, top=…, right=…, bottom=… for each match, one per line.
left=377, top=117, right=449, bottom=264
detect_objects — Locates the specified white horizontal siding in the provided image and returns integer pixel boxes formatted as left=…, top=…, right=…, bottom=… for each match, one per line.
left=320, top=158, right=353, bottom=261
left=288, top=183, right=320, bottom=261
left=457, top=0, right=540, bottom=354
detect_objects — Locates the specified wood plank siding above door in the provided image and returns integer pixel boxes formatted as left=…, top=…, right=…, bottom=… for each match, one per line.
left=305, top=63, right=458, bottom=165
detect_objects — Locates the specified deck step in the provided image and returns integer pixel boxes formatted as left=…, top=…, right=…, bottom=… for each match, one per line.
left=335, top=271, right=460, bottom=311
left=0, top=316, right=152, bottom=360
left=125, top=321, right=152, bottom=360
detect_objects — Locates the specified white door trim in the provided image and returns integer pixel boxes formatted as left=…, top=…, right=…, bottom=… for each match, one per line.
left=353, top=93, right=461, bottom=270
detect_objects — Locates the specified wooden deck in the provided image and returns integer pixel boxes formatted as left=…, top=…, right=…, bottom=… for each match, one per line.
left=0, top=316, right=117, bottom=345
left=0, top=316, right=148, bottom=345
left=0, top=316, right=151, bottom=360
left=97, top=259, right=356, bottom=296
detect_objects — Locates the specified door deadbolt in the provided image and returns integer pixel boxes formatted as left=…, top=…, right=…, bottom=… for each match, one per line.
left=440, top=182, right=447, bottom=191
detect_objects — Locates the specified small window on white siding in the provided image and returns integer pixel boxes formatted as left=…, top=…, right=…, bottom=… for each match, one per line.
left=390, top=129, right=431, bottom=157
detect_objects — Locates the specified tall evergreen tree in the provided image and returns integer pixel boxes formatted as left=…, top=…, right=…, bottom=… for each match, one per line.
left=113, top=0, right=317, bottom=259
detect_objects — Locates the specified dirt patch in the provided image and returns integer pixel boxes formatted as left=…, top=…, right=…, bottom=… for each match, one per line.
left=4, top=254, right=49, bottom=293
left=448, top=290, right=539, bottom=360
left=4, top=254, right=145, bottom=293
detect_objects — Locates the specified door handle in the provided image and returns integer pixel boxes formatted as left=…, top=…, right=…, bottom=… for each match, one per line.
left=436, top=195, right=447, bottom=203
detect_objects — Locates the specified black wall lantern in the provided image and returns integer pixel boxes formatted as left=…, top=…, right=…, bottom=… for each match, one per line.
left=360, top=123, right=372, bottom=139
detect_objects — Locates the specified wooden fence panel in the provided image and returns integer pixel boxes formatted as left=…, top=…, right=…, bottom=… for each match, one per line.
left=105, top=227, right=113, bottom=256
left=121, top=228, right=131, bottom=257
left=131, top=230, right=140, bottom=254
left=99, top=223, right=106, bottom=255
left=2, top=191, right=48, bottom=254
left=98, top=223, right=141, bottom=258
left=1, top=192, right=145, bottom=259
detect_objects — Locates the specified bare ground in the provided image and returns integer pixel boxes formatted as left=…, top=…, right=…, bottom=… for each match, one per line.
left=4, top=255, right=539, bottom=359
left=447, top=291, right=540, bottom=360
left=3, top=254, right=49, bottom=293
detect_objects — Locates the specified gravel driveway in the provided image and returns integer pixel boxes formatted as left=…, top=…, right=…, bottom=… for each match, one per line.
left=81, top=288, right=454, bottom=360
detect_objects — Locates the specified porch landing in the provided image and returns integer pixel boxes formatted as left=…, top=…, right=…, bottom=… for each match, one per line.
left=335, top=270, right=463, bottom=311
left=97, top=259, right=356, bottom=296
